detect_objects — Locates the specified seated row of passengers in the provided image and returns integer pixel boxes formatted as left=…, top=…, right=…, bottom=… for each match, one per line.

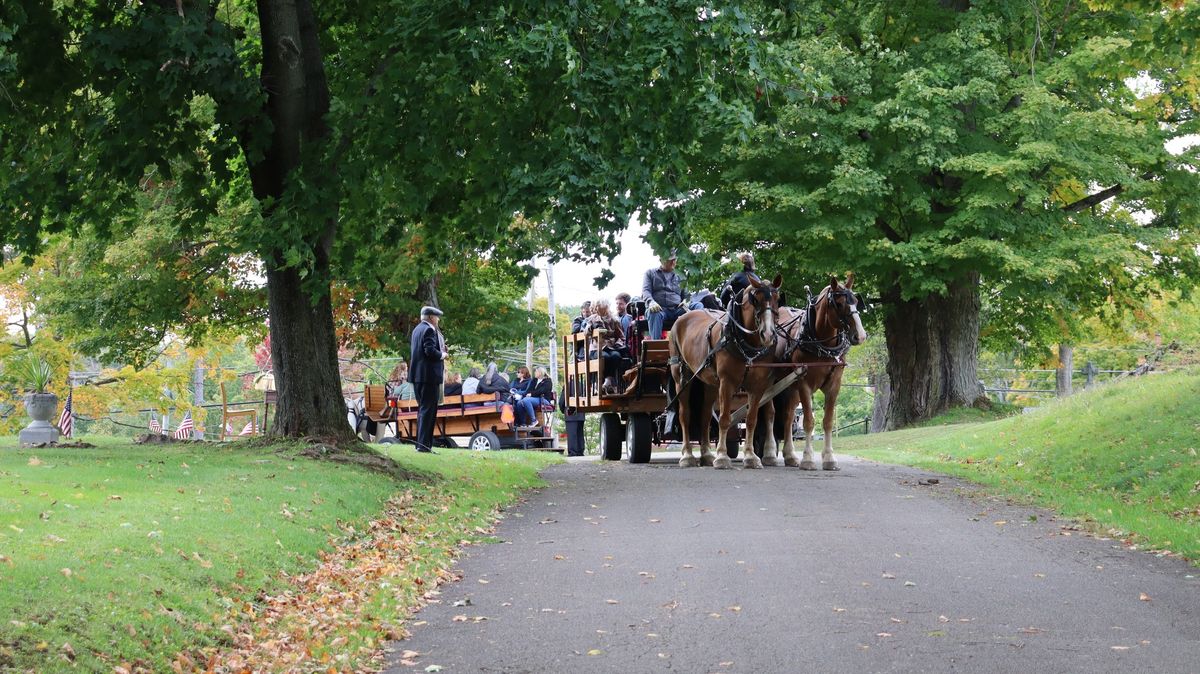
left=388, top=361, right=552, bottom=427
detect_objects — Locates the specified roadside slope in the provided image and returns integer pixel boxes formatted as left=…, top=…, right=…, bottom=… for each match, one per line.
left=840, top=371, right=1200, bottom=561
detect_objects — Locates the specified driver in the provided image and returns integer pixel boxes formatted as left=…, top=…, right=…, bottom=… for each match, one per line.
left=719, top=252, right=762, bottom=306
left=641, top=250, right=688, bottom=339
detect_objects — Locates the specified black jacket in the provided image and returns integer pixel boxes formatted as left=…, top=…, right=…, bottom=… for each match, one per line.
left=720, top=270, right=761, bottom=306
left=529, top=376, right=553, bottom=399
left=409, top=320, right=445, bottom=385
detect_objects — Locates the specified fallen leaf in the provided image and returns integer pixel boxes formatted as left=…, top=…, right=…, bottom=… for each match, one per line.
left=681, top=564, right=694, bottom=569
left=606, top=599, right=619, bottom=604
left=1139, top=593, right=1151, bottom=602
left=938, top=615, right=949, bottom=623
left=994, top=520, right=1007, bottom=526
left=876, top=632, right=892, bottom=638
left=648, top=519, right=661, bottom=523
left=833, top=607, right=846, bottom=613
left=60, top=642, right=75, bottom=661
left=34, top=641, right=49, bottom=652
left=727, top=606, right=741, bottom=612
left=553, top=555, right=565, bottom=560
left=720, top=662, right=734, bottom=667
left=1111, top=646, right=1130, bottom=651
left=452, top=615, right=468, bottom=622
left=109, top=495, right=123, bottom=501
left=881, top=572, right=895, bottom=579
left=477, top=578, right=489, bottom=584
left=904, top=581, right=917, bottom=587
left=60, top=568, right=72, bottom=578
left=425, top=666, right=443, bottom=673
left=587, top=649, right=603, bottom=656
left=27, top=457, right=42, bottom=466
left=400, top=650, right=420, bottom=659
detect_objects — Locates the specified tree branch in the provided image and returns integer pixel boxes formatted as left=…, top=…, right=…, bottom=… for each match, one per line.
left=1061, top=171, right=1154, bottom=213
left=875, top=217, right=903, bottom=243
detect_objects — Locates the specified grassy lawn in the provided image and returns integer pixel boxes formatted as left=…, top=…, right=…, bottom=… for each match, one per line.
left=838, top=370, right=1200, bottom=563
left=0, top=436, right=558, bottom=672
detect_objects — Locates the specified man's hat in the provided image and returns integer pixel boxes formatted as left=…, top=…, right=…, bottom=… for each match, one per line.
left=420, top=305, right=444, bottom=317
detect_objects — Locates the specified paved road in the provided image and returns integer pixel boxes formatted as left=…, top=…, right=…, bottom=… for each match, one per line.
left=386, top=454, right=1200, bottom=674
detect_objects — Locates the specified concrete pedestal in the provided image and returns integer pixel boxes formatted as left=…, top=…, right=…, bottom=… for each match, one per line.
left=19, top=420, right=59, bottom=446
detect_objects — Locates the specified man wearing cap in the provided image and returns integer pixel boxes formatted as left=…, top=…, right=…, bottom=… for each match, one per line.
left=641, top=251, right=688, bottom=339
left=410, top=306, right=448, bottom=453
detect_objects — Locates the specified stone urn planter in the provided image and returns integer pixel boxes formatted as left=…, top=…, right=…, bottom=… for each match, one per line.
left=20, top=392, right=60, bottom=446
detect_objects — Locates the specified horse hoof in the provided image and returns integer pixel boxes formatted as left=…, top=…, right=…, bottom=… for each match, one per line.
left=742, top=456, right=763, bottom=470
left=713, top=457, right=733, bottom=470
left=784, top=457, right=801, bottom=468
left=700, top=454, right=716, bottom=467
left=823, top=462, right=840, bottom=471
left=679, top=456, right=699, bottom=468
left=799, top=460, right=818, bottom=471
left=761, top=455, right=781, bottom=467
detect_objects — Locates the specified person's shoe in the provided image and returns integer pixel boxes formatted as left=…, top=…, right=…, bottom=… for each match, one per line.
left=417, top=448, right=436, bottom=454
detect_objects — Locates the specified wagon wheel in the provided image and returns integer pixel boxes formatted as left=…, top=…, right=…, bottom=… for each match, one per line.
left=468, top=430, right=502, bottom=451
left=599, top=413, right=624, bottom=461
left=626, top=413, right=653, bottom=464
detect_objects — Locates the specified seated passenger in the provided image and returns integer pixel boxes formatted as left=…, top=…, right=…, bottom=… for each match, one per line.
left=615, top=292, right=633, bottom=336
left=571, top=301, right=593, bottom=360
left=642, top=251, right=687, bottom=339
left=587, top=297, right=629, bottom=395
left=388, top=362, right=415, bottom=400
left=478, top=362, right=510, bottom=395
left=517, top=366, right=553, bottom=428
left=462, top=366, right=482, bottom=395
left=443, top=371, right=463, bottom=397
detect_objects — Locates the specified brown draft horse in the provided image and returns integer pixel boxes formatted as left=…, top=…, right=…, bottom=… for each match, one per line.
left=769, top=275, right=867, bottom=470
left=668, top=274, right=782, bottom=469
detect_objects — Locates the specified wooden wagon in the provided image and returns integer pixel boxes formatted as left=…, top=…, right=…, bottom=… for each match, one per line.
left=361, top=385, right=556, bottom=451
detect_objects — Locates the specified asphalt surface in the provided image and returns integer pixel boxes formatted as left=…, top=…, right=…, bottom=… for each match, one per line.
left=385, top=453, right=1200, bottom=674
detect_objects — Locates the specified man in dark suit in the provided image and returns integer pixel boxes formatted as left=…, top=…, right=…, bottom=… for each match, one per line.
left=409, top=305, right=448, bottom=453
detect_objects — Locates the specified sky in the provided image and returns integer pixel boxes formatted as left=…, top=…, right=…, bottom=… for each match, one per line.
left=530, top=220, right=662, bottom=308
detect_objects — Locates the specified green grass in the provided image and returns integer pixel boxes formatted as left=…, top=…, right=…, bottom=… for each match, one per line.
left=839, top=371, right=1200, bottom=563
left=0, top=436, right=558, bottom=672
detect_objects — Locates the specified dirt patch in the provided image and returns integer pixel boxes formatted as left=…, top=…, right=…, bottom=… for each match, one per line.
left=290, top=440, right=427, bottom=482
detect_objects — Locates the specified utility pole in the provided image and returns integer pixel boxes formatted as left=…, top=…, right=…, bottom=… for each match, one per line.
left=526, top=281, right=535, bottom=371
left=192, top=360, right=206, bottom=439
left=547, top=261, right=558, bottom=381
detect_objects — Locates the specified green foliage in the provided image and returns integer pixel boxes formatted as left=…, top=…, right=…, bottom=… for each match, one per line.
left=677, top=1, right=1200, bottom=348
left=5, top=352, right=51, bottom=393
left=840, top=370, right=1200, bottom=562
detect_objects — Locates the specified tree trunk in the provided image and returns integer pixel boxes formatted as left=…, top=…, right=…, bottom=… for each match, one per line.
left=1056, top=344, right=1073, bottom=397
left=244, top=0, right=351, bottom=439
left=882, top=273, right=986, bottom=429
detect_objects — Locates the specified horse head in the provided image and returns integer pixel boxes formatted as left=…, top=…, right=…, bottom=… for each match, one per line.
left=818, top=274, right=868, bottom=345
left=739, top=273, right=783, bottom=345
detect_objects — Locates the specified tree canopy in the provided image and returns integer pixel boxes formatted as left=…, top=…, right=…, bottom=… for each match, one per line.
left=674, top=0, right=1200, bottom=427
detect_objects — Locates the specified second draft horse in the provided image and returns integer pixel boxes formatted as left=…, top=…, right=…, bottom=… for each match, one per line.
left=772, top=275, right=868, bottom=470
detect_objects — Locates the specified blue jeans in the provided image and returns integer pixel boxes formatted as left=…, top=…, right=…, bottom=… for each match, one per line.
left=647, top=305, right=687, bottom=339
left=518, top=396, right=547, bottom=426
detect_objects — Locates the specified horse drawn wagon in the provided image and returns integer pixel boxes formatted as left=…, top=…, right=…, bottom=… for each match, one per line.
left=562, top=275, right=867, bottom=469
left=357, top=384, right=556, bottom=451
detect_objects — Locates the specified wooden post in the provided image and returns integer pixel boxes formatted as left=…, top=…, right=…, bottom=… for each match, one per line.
left=1083, top=361, right=1099, bottom=388
left=1056, top=344, right=1073, bottom=397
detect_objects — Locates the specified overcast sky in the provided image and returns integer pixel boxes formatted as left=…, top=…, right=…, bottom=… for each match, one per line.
left=530, top=220, right=661, bottom=308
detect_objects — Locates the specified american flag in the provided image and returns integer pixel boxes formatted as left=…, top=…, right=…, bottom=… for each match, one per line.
left=173, top=411, right=194, bottom=440
left=239, top=420, right=255, bottom=436
left=57, top=388, right=73, bottom=438
left=150, top=417, right=162, bottom=434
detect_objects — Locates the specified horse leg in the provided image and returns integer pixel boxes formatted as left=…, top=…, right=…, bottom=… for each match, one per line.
left=712, top=380, right=735, bottom=470
left=820, top=384, right=841, bottom=471
left=698, top=384, right=717, bottom=467
left=740, top=391, right=764, bottom=469
left=799, top=387, right=818, bottom=471
left=672, top=362, right=699, bottom=468
left=758, top=395, right=779, bottom=466
left=779, top=389, right=802, bottom=467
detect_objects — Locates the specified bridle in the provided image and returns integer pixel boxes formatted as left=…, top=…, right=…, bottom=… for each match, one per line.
left=722, top=283, right=778, bottom=364
left=783, top=286, right=862, bottom=360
